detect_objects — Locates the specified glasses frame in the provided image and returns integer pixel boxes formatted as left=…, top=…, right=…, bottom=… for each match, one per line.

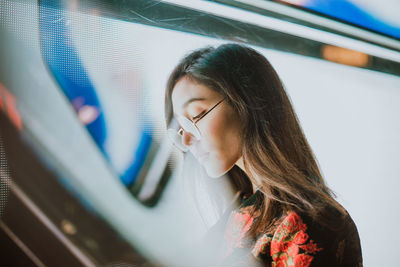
left=169, top=98, right=225, bottom=151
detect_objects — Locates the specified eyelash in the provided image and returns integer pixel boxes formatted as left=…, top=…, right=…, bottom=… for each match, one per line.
left=191, top=111, right=205, bottom=121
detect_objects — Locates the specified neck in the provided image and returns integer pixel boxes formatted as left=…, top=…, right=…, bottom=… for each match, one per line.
left=235, top=156, right=258, bottom=194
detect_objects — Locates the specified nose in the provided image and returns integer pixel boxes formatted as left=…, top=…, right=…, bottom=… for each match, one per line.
left=181, top=130, right=196, bottom=147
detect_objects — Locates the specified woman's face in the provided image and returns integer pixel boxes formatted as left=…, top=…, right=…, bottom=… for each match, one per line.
left=171, top=76, right=243, bottom=177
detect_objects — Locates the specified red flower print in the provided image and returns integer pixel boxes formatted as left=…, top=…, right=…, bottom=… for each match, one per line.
left=273, top=253, right=289, bottom=267
left=271, top=240, right=290, bottom=255
left=223, top=210, right=254, bottom=257
left=292, top=230, right=309, bottom=244
left=270, top=212, right=323, bottom=267
left=252, top=234, right=272, bottom=257
left=275, top=259, right=287, bottom=267
left=273, top=212, right=307, bottom=243
left=300, top=240, right=323, bottom=254
left=287, top=242, right=300, bottom=257
left=228, top=211, right=253, bottom=246
left=293, top=254, right=313, bottom=266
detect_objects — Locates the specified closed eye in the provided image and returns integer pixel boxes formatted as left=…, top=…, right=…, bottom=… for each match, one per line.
left=192, top=111, right=205, bottom=121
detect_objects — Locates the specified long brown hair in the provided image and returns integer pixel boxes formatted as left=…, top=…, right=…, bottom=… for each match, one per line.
left=165, top=43, right=346, bottom=238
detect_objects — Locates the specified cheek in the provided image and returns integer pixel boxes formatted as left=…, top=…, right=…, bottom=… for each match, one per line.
left=201, top=115, right=242, bottom=178
left=204, top=111, right=242, bottom=158
left=207, top=117, right=225, bottom=142
left=203, top=116, right=229, bottom=148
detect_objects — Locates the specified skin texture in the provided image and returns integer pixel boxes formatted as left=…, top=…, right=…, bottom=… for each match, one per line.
left=171, top=77, right=244, bottom=178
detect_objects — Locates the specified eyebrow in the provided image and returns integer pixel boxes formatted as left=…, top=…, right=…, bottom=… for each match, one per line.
left=182, top=97, right=206, bottom=109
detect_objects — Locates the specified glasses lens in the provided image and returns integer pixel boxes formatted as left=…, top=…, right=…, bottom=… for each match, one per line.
left=176, top=115, right=201, bottom=140
left=166, top=115, right=201, bottom=152
left=167, top=128, right=188, bottom=152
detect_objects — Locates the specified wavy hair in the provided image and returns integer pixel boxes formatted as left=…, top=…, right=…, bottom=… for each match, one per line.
left=165, top=43, right=346, bottom=237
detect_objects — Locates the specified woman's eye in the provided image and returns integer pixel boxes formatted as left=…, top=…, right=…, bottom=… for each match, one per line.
left=191, top=111, right=205, bottom=121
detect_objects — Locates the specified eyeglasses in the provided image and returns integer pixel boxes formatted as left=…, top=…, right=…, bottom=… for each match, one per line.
left=167, top=98, right=225, bottom=152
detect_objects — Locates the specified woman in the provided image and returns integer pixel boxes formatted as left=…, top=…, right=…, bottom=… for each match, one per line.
left=165, top=44, right=363, bottom=266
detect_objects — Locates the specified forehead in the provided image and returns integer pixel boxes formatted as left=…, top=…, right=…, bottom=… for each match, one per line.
left=171, top=77, right=219, bottom=113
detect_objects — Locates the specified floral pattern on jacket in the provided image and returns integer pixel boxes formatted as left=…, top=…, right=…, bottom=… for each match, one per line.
left=220, top=191, right=363, bottom=267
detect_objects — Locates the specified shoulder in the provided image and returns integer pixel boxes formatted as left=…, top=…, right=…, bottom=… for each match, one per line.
left=252, top=211, right=323, bottom=266
left=222, top=209, right=321, bottom=266
left=222, top=192, right=362, bottom=266
left=222, top=189, right=362, bottom=267
left=252, top=210, right=363, bottom=267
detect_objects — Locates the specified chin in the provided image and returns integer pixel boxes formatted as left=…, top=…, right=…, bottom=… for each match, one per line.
left=203, top=161, right=231, bottom=178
